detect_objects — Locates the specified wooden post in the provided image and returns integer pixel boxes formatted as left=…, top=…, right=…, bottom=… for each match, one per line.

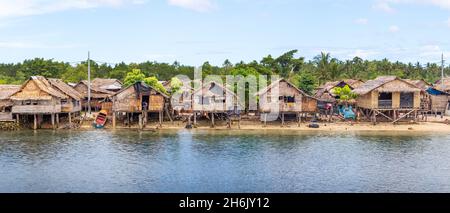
left=112, top=112, right=116, bottom=129
left=127, top=113, right=130, bottom=128
left=139, top=114, right=143, bottom=130
left=297, top=112, right=300, bottom=127
left=16, top=114, right=19, bottom=124
left=193, top=112, right=197, bottom=126
left=51, top=113, right=55, bottom=129
left=56, top=113, right=59, bottom=128
left=159, top=111, right=162, bottom=127
left=238, top=114, right=241, bottom=129
left=211, top=112, right=215, bottom=128
left=281, top=113, right=285, bottom=127
left=33, top=114, right=37, bottom=130
left=68, top=112, right=72, bottom=125
left=264, top=113, right=267, bottom=127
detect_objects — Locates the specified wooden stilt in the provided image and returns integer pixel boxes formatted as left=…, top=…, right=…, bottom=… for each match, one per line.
left=33, top=114, right=37, bottom=130
left=281, top=113, right=285, bottom=127
left=68, top=112, right=72, bottom=126
left=264, top=113, right=267, bottom=127
left=112, top=112, right=116, bottom=129
left=297, top=112, right=300, bottom=127
left=56, top=113, right=59, bottom=128
left=139, top=113, right=143, bottom=130
left=238, top=114, right=241, bottom=129
left=159, top=111, right=162, bottom=127
left=51, top=113, right=55, bottom=129
left=193, top=112, right=197, bottom=126
left=211, top=112, right=215, bottom=128
left=127, top=113, right=130, bottom=128
left=16, top=114, right=19, bottom=124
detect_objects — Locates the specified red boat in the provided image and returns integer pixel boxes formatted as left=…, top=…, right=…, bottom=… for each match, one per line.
left=94, top=110, right=108, bottom=129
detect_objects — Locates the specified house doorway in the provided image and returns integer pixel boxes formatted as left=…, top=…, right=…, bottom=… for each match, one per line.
left=142, top=95, right=150, bottom=111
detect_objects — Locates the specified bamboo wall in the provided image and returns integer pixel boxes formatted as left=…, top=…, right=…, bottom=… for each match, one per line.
left=301, top=96, right=318, bottom=112
left=392, top=92, right=400, bottom=108
left=356, top=93, right=373, bottom=109
left=431, top=95, right=449, bottom=112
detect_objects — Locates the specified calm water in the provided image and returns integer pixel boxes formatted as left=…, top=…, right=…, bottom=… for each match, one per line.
left=0, top=130, right=449, bottom=193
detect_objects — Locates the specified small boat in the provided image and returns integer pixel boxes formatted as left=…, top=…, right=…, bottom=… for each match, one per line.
left=94, top=110, right=108, bottom=129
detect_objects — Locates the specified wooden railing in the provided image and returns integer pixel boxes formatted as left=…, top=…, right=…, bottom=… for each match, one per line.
left=12, top=105, right=61, bottom=114
left=378, top=100, right=392, bottom=109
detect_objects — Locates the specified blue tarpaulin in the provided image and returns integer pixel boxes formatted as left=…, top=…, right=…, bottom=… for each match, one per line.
left=427, top=88, right=449, bottom=96
left=339, top=105, right=356, bottom=120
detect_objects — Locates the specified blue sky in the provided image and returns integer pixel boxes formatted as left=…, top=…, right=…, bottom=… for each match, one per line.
left=0, top=0, right=449, bottom=66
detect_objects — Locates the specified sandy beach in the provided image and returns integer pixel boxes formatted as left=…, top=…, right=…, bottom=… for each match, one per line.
left=85, top=115, right=450, bottom=133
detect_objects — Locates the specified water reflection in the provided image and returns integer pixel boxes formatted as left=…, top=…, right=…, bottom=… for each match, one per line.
left=0, top=130, right=449, bottom=192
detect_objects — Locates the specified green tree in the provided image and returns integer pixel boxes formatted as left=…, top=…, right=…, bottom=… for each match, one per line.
left=291, top=71, right=317, bottom=95
left=144, top=76, right=168, bottom=94
left=331, top=85, right=358, bottom=103
left=124, top=69, right=145, bottom=86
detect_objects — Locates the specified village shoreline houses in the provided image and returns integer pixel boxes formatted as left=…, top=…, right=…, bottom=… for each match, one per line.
left=0, top=74, right=448, bottom=129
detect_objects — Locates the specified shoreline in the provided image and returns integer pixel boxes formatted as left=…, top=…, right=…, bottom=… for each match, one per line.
left=74, top=121, right=450, bottom=133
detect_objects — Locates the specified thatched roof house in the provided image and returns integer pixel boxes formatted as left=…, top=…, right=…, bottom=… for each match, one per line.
left=112, top=81, right=169, bottom=113
left=192, top=81, right=240, bottom=113
left=48, top=78, right=82, bottom=113
left=0, top=85, right=21, bottom=112
left=315, top=79, right=364, bottom=102
left=353, top=76, right=421, bottom=110
left=426, top=87, right=449, bottom=114
left=171, top=82, right=194, bottom=113
left=73, top=78, right=121, bottom=110
left=73, top=80, right=116, bottom=99
left=257, top=79, right=318, bottom=113
left=9, top=76, right=68, bottom=116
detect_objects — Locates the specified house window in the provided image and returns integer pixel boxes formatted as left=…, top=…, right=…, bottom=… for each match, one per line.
left=61, top=99, right=68, bottom=105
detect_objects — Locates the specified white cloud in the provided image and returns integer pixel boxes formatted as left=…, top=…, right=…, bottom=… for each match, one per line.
left=373, top=0, right=450, bottom=13
left=348, top=49, right=379, bottom=59
left=420, top=45, right=450, bottom=57
left=168, top=0, right=214, bottom=12
left=373, top=1, right=395, bottom=13
left=389, top=25, right=400, bottom=32
left=0, top=0, right=143, bottom=18
left=355, top=18, right=368, bottom=25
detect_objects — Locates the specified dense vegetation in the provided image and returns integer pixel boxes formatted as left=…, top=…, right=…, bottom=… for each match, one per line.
left=0, top=50, right=448, bottom=95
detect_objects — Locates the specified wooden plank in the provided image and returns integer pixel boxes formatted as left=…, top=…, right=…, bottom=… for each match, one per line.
left=392, top=109, right=416, bottom=123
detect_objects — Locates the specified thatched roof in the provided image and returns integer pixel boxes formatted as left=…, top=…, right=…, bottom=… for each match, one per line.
left=115, top=81, right=169, bottom=99
left=435, top=77, right=450, bottom=92
left=257, top=79, right=317, bottom=100
left=194, top=81, right=237, bottom=98
left=353, top=76, right=421, bottom=95
left=344, top=79, right=365, bottom=88
left=0, top=85, right=21, bottom=100
left=404, top=79, right=431, bottom=90
left=10, top=76, right=68, bottom=101
left=92, top=78, right=123, bottom=91
left=48, top=78, right=82, bottom=101
left=76, top=80, right=116, bottom=95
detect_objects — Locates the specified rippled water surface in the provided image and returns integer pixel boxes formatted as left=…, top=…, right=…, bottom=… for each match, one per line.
left=0, top=130, right=449, bottom=192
